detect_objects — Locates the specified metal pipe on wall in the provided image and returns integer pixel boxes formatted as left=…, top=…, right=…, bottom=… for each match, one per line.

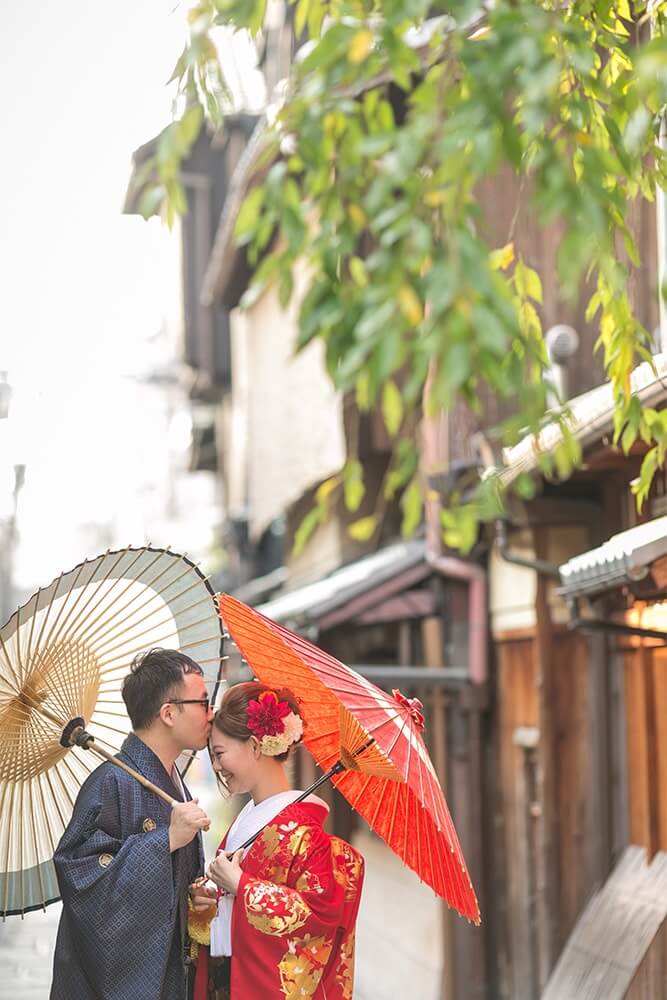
left=421, top=362, right=488, bottom=685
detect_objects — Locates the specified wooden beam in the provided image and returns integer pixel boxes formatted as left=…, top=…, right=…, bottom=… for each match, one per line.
left=355, top=589, right=436, bottom=625
left=420, top=611, right=455, bottom=1000
left=533, top=526, right=560, bottom=988
left=625, top=648, right=653, bottom=849
left=652, top=647, right=667, bottom=852
left=497, top=636, right=538, bottom=999
left=585, top=627, right=612, bottom=888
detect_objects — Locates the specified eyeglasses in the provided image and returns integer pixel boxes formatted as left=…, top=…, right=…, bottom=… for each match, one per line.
left=166, top=698, right=210, bottom=711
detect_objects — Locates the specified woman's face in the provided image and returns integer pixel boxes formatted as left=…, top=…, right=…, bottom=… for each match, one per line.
left=209, top=729, right=258, bottom=795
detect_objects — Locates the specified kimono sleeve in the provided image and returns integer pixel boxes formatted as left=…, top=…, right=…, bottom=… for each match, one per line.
left=52, top=765, right=176, bottom=998
left=231, top=823, right=346, bottom=998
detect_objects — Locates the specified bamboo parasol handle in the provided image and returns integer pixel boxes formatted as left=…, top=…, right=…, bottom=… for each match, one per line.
left=86, top=739, right=177, bottom=807
left=62, top=721, right=176, bottom=807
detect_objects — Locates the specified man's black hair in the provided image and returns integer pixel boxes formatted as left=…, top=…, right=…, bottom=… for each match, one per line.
left=121, top=648, right=203, bottom=730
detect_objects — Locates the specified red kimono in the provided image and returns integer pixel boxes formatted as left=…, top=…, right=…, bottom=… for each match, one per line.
left=192, top=799, right=364, bottom=1000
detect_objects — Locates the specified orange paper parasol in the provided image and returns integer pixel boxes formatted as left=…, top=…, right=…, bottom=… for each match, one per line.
left=219, top=593, right=480, bottom=924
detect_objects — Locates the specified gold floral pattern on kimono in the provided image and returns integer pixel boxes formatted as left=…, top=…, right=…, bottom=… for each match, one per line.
left=296, top=869, right=325, bottom=895
left=288, top=824, right=312, bottom=858
left=257, top=823, right=281, bottom=859
left=278, top=933, right=334, bottom=1000
left=255, top=821, right=312, bottom=868
left=197, top=799, right=364, bottom=1000
left=243, top=879, right=311, bottom=936
left=331, top=837, right=364, bottom=902
left=270, top=863, right=289, bottom=884
left=335, top=931, right=355, bottom=999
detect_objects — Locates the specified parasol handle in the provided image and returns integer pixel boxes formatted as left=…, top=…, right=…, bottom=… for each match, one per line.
left=62, top=722, right=176, bottom=807
left=237, top=738, right=376, bottom=852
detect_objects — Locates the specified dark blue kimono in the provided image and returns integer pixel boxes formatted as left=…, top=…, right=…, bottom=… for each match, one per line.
left=50, top=733, right=203, bottom=1000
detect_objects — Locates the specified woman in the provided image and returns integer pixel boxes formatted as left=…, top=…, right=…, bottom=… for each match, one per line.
left=189, top=682, right=364, bottom=1000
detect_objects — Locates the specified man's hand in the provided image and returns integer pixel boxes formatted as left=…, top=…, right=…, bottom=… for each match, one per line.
left=189, top=879, right=218, bottom=913
left=169, top=799, right=210, bottom=852
left=207, top=849, right=244, bottom=896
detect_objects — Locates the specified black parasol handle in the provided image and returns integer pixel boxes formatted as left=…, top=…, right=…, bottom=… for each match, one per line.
left=237, top=737, right=375, bottom=852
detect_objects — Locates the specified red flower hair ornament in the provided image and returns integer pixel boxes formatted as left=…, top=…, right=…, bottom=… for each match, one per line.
left=246, top=690, right=304, bottom=757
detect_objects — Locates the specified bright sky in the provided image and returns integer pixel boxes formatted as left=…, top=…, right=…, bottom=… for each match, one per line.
left=0, top=5, right=251, bottom=940
left=0, top=2, right=211, bottom=591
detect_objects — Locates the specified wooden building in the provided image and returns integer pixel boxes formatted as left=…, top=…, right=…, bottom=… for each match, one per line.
left=124, top=13, right=667, bottom=996
left=192, top=104, right=667, bottom=999
left=483, top=357, right=667, bottom=999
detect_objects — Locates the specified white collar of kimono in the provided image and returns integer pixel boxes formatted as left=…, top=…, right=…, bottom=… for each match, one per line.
left=210, top=790, right=329, bottom=958
left=226, top=790, right=329, bottom=853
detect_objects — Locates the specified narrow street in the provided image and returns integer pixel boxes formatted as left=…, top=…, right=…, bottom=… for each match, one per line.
left=0, top=904, right=59, bottom=999
left=0, top=835, right=443, bottom=999
left=353, top=830, right=443, bottom=1000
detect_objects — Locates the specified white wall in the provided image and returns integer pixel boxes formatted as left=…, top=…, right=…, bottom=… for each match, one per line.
left=232, top=261, right=346, bottom=542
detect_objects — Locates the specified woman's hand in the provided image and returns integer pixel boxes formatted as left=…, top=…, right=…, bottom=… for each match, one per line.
left=189, top=879, right=218, bottom=912
left=207, top=849, right=244, bottom=896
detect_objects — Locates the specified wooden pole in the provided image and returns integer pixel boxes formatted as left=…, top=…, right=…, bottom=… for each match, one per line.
left=533, top=527, right=559, bottom=988
left=421, top=611, right=456, bottom=1000
left=71, top=727, right=177, bottom=807
left=29, top=701, right=179, bottom=809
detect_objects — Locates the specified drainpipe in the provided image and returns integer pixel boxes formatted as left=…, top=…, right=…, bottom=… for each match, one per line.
left=655, top=8, right=667, bottom=354
left=495, top=519, right=561, bottom=579
left=426, top=548, right=488, bottom=685
left=565, top=596, right=667, bottom=644
left=421, top=366, right=488, bottom=685
left=421, top=369, right=487, bottom=1000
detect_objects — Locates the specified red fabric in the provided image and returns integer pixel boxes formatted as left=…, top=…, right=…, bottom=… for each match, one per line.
left=219, top=592, right=480, bottom=924
left=192, top=944, right=209, bottom=1000
left=196, top=799, right=363, bottom=1000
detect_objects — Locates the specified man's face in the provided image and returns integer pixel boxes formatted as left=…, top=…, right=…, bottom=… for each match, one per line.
left=167, top=670, right=214, bottom=752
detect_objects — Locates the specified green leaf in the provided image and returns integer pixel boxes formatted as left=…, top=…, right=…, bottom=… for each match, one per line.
left=553, top=439, right=577, bottom=480
left=381, top=380, right=403, bottom=437
left=145, top=0, right=667, bottom=543
left=348, top=516, right=378, bottom=542
left=349, top=256, right=368, bottom=287
left=294, top=0, right=310, bottom=37
left=515, top=261, right=543, bottom=303
left=355, top=372, right=371, bottom=411
left=315, top=475, right=340, bottom=513
left=631, top=447, right=659, bottom=511
left=440, top=506, right=478, bottom=554
left=513, top=472, right=537, bottom=500
left=138, top=184, right=164, bottom=220
left=400, top=478, right=423, bottom=537
left=234, top=187, right=265, bottom=244
left=621, top=422, right=637, bottom=454
left=490, top=242, right=515, bottom=271
left=180, top=104, right=203, bottom=148
left=278, top=268, right=294, bottom=308
left=348, top=29, right=374, bottom=65
left=167, top=46, right=189, bottom=85
left=343, top=461, right=365, bottom=512
left=293, top=507, right=321, bottom=556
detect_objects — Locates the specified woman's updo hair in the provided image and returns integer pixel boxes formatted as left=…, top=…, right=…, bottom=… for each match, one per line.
left=213, top=681, right=303, bottom=763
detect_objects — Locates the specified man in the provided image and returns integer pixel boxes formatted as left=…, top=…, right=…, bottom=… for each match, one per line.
left=50, top=648, right=213, bottom=1000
